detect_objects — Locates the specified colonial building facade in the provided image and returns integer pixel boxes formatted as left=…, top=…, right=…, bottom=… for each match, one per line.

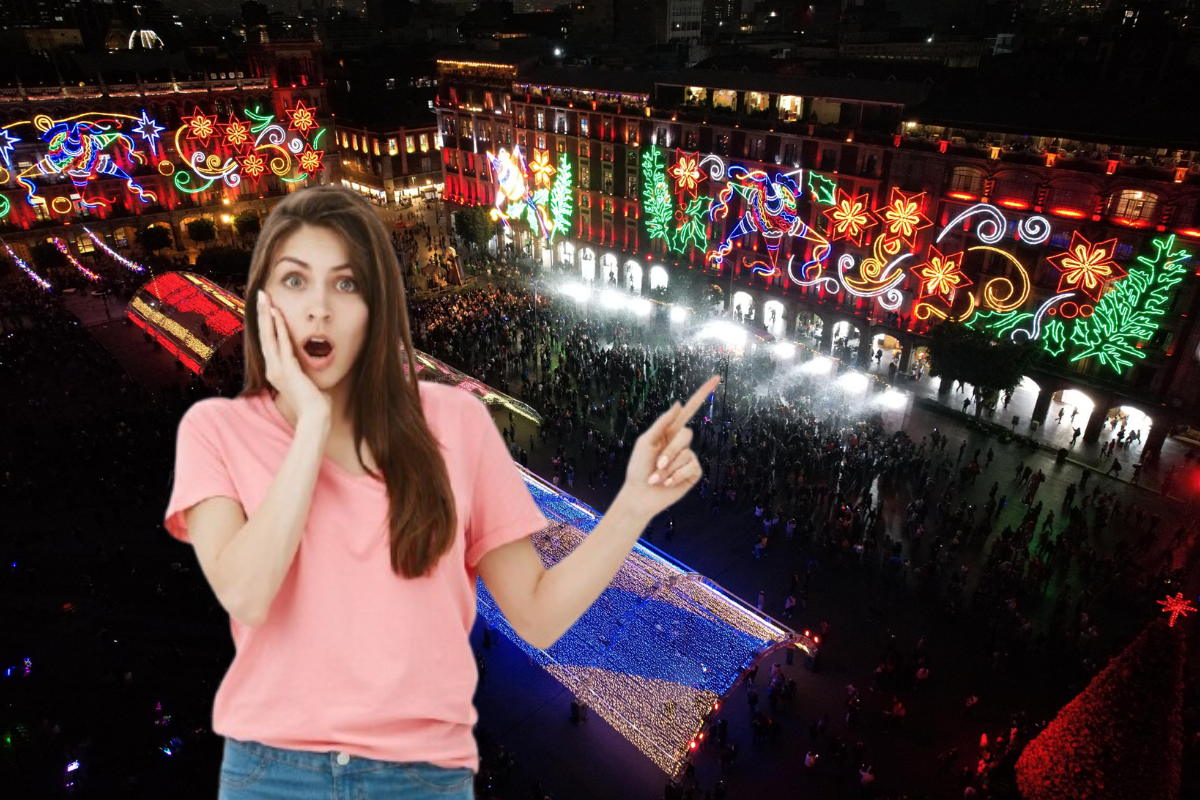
left=0, top=39, right=337, bottom=262
left=435, top=55, right=1200, bottom=457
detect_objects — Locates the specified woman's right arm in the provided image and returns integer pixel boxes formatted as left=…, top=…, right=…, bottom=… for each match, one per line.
left=186, top=414, right=329, bottom=627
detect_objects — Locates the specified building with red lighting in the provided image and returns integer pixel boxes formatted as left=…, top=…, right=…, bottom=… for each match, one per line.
left=435, top=54, right=1200, bottom=455
left=0, top=38, right=338, bottom=263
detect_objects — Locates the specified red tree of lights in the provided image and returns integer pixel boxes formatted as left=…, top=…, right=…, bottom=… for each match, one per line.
left=1014, top=618, right=1186, bottom=800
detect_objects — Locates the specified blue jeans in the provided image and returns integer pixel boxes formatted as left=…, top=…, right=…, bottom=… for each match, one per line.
left=218, top=737, right=476, bottom=800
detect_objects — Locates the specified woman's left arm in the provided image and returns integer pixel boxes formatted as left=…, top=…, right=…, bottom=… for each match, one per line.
left=477, top=375, right=720, bottom=651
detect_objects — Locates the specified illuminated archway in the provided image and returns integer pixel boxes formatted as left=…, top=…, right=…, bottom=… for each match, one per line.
left=600, top=253, right=618, bottom=287
left=731, top=290, right=753, bottom=322
left=580, top=247, right=596, bottom=283
left=762, top=299, right=786, bottom=339
left=649, top=265, right=669, bottom=290
left=623, top=260, right=643, bottom=294
left=831, top=320, right=862, bottom=362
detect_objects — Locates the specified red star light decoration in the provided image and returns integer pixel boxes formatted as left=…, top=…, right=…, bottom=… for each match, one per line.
left=239, top=152, right=267, bottom=180
left=182, top=107, right=218, bottom=144
left=823, top=189, right=877, bottom=246
left=285, top=100, right=319, bottom=137
left=668, top=150, right=704, bottom=197
left=529, top=149, right=556, bottom=188
left=917, top=247, right=971, bottom=303
left=879, top=187, right=932, bottom=248
left=1045, top=232, right=1127, bottom=302
left=297, top=146, right=324, bottom=175
left=223, top=114, right=252, bottom=151
left=1157, top=592, right=1196, bottom=627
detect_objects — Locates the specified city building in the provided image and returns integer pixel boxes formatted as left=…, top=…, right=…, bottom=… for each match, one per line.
left=435, top=55, right=1200, bottom=454
left=0, top=39, right=337, bottom=261
left=335, top=117, right=444, bottom=205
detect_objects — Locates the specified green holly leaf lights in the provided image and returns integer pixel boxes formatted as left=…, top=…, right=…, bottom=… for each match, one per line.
left=548, top=152, right=574, bottom=242
left=1042, top=319, right=1066, bottom=357
left=1069, top=235, right=1190, bottom=374
left=806, top=171, right=838, bottom=205
left=640, top=145, right=712, bottom=255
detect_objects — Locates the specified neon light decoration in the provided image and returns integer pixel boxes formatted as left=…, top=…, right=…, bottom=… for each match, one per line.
left=4, top=112, right=161, bottom=208
left=641, top=146, right=712, bottom=256
left=4, top=244, right=52, bottom=290
left=1068, top=235, right=1189, bottom=373
left=486, top=146, right=573, bottom=244
left=83, top=227, right=146, bottom=273
left=878, top=188, right=932, bottom=247
left=705, top=163, right=830, bottom=281
left=917, top=247, right=969, bottom=303
left=1045, top=232, right=1127, bottom=302
left=127, top=272, right=246, bottom=374
left=51, top=238, right=101, bottom=282
left=172, top=104, right=325, bottom=193
left=1157, top=592, right=1196, bottom=627
left=806, top=171, right=838, bottom=205
left=823, top=189, right=877, bottom=246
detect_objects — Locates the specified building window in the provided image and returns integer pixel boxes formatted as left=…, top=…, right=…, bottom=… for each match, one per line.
left=626, top=122, right=639, bottom=145
left=603, top=146, right=612, bottom=161
left=373, top=139, right=380, bottom=156
left=352, top=134, right=359, bottom=150
left=778, top=95, right=803, bottom=122
left=603, top=199, right=614, bottom=214
left=580, top=162, right=590, bottom=190
left=716, top=134, right=729, bottom=155
left=685, top=130, right=697, bottom=149
left=580, top=194, right=591, bottom=209
left=114, top=229, right=128, bottom=248
left=420, top=134, right=429, bottom=152
left=406, top=136, right=415, bottom=153
left=783, top=142, right=798, bottom=165
left=388, top=138, right=398, bottom=155
left=556, top=113, right=567, bottom=134
left=580, top=141, right=590, bottom=158
left=626, top=174, right=637, bottom=197
left=1046, top=182, right=1099, bottom=216
left=713, top=89, right=737, bottom=111
left=948, top=166, right=985, bottom=197
left=32, top=201, right=51, bottom=222
left=580, top=116, right=589, bottom=137
left=341, top=131, right=349, bottom=148
left=746, top=92, right=768, bottom=113
left=684, top=86, right=707, bottom=106
left=537, top=134, right=546, bottom=150
left=1109, top=189, right=1158, bottom=224
left=459, top=118, right=472, bottom=137
left=603, top=167, right=613, bottom=194
left=485, top=92, right=494, bottom=111
left=517, top=131, right=527, bottom=147
left=76, top=232, right=95, bottom=253
left=536, top=110, right=545, bottom=130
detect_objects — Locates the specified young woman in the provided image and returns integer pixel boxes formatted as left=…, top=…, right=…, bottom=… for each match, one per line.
left=163, top=186, right=718, bottom=799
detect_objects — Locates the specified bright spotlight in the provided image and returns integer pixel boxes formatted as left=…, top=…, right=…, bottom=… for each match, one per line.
left=630, top=298, right=653, bottom=316
left=562, top=282, right=590, bottom=302
left=773, top=342, right=796, bottom=359
left=880, top=389, right=907, bottom=409
left=600, top=290, right=626, bottom=309
left=798, top=356, right=831, bottom=374
left=670, top=305, right=688, bottom=322
left=698, top=321, right=746, bottom=348
left=838, top=372, right=869, bottom=393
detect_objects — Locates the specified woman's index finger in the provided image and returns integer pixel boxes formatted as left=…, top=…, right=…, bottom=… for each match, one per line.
left=672, top=376, right=721, bottom=433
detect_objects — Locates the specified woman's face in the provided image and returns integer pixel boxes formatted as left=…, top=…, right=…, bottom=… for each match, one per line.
left=264, top=224, right=369, bottom=392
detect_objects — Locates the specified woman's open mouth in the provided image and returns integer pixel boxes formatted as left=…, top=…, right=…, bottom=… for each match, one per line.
left=301, top=336, right=335, bottom=369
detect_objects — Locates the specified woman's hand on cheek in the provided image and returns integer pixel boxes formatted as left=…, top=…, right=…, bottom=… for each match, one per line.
left=617, top=375, right=720, bottom=522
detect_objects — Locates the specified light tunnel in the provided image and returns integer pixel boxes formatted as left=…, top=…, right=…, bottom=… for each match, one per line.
left=477, top=467, right=804, bottom=778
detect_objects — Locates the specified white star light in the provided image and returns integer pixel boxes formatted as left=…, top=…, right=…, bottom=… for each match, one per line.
left=0, top=128, right=19, bottom=168
left=134, top=110, right=165, bottom=149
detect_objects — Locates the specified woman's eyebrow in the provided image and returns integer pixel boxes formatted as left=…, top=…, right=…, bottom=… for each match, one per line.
left=275, top=256, right=353, bottom=272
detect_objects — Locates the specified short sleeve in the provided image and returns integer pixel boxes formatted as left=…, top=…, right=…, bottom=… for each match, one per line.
left=465, top=398, right=548, bottom=571
left=163, top=401, right=242, bottom=544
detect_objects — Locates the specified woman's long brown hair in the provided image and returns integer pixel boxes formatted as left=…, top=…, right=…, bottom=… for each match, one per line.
left=238, top=185, right=457, bottom=579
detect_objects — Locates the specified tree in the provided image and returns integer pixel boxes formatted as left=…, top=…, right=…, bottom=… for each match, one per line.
left=29, top=241, right=68, bottom=273
left=454, top=205, right=494, bottom=252
left=1015, top=618, right=1186, bottom=800
left=924, top=321, right=1036, bottom=415
left=137, top=224, right=173, bottom=254
left=194, top=246, right=252, bottom=286
left=233, top=211, right=261, bottom=240
left=186, top=218, right=218, bottom=248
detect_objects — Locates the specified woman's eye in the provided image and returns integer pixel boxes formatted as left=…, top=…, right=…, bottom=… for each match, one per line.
left=283, top=275, right=301, bottom=288
left=339, top=279, right=357, bottom=291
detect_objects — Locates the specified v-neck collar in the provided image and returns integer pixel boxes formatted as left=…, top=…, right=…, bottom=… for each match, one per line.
left=256, top=390, right=383, bottom=484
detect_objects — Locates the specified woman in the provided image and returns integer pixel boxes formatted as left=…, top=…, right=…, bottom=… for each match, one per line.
left=164, top=186, right=719, bottom=799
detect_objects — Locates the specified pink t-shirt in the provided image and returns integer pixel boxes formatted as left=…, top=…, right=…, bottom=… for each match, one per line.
left=163, top=381, right=548, bottom=772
